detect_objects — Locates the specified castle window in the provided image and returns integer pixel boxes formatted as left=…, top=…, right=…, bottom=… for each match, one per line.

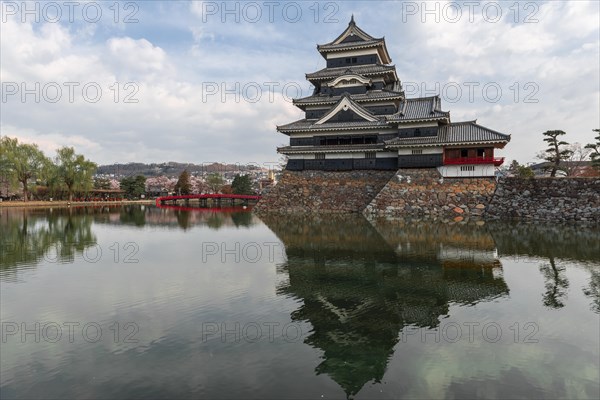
left=315, top=153, right=325, bottom=160
left=461, top=165, right=475, bottom=172
left=352, top=57, right=357, bottom=63
left=412, top=149, right=423, bottom=155
left=365, top=151, right=376, bottom=159
left=461, top=149, right=469, bottom=157
left=414, top=128, right=421, bottom=137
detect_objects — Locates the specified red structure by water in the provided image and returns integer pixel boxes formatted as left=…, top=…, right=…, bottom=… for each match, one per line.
left=156, top=194, right=261, bottom=207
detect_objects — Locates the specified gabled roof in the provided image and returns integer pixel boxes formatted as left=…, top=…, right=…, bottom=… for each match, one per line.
left=323, top=15, right=378, bottom=45
left=306, top=64, right=398, bottom=82
left=325, top=72, right=372, bottom=87
left=386, top=96, right=450, bottom=123
left=293, top=90, right=404, bottom=109
left=385, top=121, right=511, bottom=148
left=316, top=17, right=392, bottom=64
left=315, top=95, right=379, bottom=124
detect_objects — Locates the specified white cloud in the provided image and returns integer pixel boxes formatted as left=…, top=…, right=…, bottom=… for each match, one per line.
left=107, top=37, right=168, bottom=75
left=1, top=1, right=598, bottom=166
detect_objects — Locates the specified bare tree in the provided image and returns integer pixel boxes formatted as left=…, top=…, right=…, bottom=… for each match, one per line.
left=562, top=143, right=592, bottom=176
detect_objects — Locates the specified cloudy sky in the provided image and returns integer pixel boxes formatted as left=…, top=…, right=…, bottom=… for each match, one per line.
left=1, top=0, right=599, bottom=166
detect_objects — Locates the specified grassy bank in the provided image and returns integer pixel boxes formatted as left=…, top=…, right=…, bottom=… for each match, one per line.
left=0, top=199, right=154, bottom=208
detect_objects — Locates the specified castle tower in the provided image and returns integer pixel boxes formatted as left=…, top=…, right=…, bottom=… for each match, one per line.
left=277, top=17, right=510, bottom=178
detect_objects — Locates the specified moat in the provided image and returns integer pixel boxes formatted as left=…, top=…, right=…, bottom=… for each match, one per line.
left=1, top=206, right=599, bottom=399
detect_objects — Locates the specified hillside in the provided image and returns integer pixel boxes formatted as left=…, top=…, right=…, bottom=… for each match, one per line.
left=97, top=162, right=262, bottom=177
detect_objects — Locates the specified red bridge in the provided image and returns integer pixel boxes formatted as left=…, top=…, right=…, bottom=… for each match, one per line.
left=156, top=194, right=261, bottom=207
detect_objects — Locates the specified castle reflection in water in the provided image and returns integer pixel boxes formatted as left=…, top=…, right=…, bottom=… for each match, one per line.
left=1, top=206, right=598, bottom=399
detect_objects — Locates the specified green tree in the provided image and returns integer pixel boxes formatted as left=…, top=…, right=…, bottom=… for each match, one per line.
left=0, top=137, right=18, bottom=197
left=206, top=173, right=224, bottom=193
left=517, top=165, right=534, bottom=178
left=507, top=160, right=534, bottom=178
left=542, top=130, right=572, bottom=177
left=231, top=174, right=254, bottom=195
left=40, top=159, right=62, bottom=199
left=174, top=169, right=191, bottom=195
left=1, top=137, right=48, bottom=201
left=584, top=128, right=600, bottom=171
left=120, top=175, right=146, bottom=199
left=55, top=147, right=97, bottom=201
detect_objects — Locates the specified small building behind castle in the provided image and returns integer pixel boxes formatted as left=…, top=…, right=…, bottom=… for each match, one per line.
left=277, top=16, right=509, bottom=178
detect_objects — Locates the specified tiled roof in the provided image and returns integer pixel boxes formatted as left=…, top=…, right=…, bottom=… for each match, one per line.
left=387, top=96, right=450, bottom=122
left=278, top=144, right=385, bottom=154
left=385, top=121, right=510, bottom=147
left=293, top=90, right=404, bottom=107
left=317, top=38, right=385, bottom=52
left=319, top=15, right=377, bottom=46
left=316, top=17, right=391, bottom=63
left=277, top=118, right=392, bottom=133
left=306, top=64, right=397, bottom=81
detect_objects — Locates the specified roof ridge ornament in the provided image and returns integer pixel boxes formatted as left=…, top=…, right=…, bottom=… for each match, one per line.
left=350, top=14, right=355, bottom=25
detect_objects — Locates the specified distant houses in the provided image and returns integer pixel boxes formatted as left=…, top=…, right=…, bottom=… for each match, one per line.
left=529, top=161, right=598, bottom=177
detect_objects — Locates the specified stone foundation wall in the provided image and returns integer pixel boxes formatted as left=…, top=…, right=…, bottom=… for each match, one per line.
left=253, top=170, right=396, bottom=214
left=254, top=168, right=599, bottom=224
left=363, top=169, right=496, bottom=220
left=487, top=177, right=600, bottom=224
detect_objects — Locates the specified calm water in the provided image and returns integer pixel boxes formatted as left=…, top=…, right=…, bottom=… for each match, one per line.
left=1, top=206, right=598, bottom=399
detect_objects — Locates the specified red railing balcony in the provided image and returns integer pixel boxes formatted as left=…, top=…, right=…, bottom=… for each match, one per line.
left=444, top=157, right=505, bottom=167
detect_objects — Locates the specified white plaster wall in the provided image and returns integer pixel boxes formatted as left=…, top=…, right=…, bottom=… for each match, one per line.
left=327, top=153, right=366, bottom=159
left=437, top=164, right=496, bottom=177
left=397, top=147, right=443, bottom=155
left=287, top=154, right=316, bottom=160
left=325, top=49, right=379, bottom=58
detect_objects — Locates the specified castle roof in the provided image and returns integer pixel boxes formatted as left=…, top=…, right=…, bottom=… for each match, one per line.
left=387, top=96, right=450, bottom=123
left=277, top=143, right=385, bottom=154
left=293, top=90, right=404, bottom=109
left=317, top=16, right=392, bottom=64
left=385, top=121, right=510, bottom=147
left=306, top=64, right=397, bottom=82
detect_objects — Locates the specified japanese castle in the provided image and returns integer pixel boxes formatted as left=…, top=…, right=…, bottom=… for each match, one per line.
left=277, top=16, right=510, bottom=177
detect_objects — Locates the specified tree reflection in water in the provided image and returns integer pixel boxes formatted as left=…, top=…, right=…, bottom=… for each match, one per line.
left=487, top=221, right=599, bottom=312
left=0, top=207, right=97, bottom=279
left=0, top=206, right=259, bottom=278
left=539, top=256, right=570, bottom=309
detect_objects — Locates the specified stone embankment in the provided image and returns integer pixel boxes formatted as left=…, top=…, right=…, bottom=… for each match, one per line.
left=486, top=177, right=600, bottom=223
left=363, top=169, right=496, bottom=220
left=253, top=170, right=395, bottom=213
left=254, top=168, right=599, bottom=224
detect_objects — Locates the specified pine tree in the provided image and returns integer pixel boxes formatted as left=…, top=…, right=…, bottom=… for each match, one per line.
left=542, top=130, right=572, bottom=177
left=231, top=174, right=253, bottom=195
left=584, top=129, right=600, bottom=171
